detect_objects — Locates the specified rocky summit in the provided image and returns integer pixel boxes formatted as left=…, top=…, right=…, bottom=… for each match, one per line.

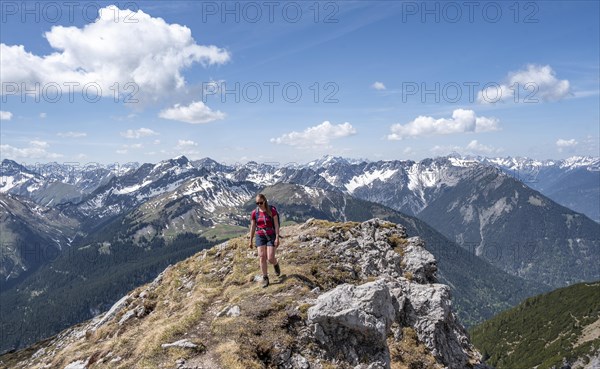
left=0, top=219, right=491, bottom=369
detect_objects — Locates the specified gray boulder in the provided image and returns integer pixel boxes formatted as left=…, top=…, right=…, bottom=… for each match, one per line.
left=308, top=279, right=396, bottom=366
left=403, top=236, right=438, bottom=283
left=396, top=280, right=480, bottom=369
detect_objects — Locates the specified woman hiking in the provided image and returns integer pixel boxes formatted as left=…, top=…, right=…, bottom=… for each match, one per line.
left=248, top=193, right=281, bottom=287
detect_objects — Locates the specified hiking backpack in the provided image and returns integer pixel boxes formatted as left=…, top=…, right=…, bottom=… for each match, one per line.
left=253, top=205, right=280, bottom=231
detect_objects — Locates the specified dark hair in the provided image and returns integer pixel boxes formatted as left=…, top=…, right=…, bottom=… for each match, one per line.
left=256, top=193, right=272, bottom=217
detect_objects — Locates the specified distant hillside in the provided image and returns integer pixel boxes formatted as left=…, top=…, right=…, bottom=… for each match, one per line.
left=471, top=281, right=600, bottom=369
left=481, top=156, right=600, bottom=222
left=0, top=193, right=79, bottom=285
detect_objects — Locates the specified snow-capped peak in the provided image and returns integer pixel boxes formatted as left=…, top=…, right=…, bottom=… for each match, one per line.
left=560, top=156, right=600, bottom=170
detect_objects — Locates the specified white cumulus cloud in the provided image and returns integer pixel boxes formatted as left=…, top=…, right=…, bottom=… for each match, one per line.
left=478, top=64, right=570, bottom=104
left=430, top=140, right=502, bottom=156
left=176, top=140, right=198, bottom=148
left=556, top=138, right=578, bottom=147
left=1, top=140, right=62, bottom=159
left=556, top=138, right=578, bottom=153
left=371, top=81, right=386, bottom=90
left=465, top=140, right=502, bottom=155
left=387, top=109, right=499, bottom=140
left=0, top=5, right=230, bottom=102
left=57, top=131, right=87, bottom=138
left=120, top=128, right=159, bottom=139
left=174, top=139, right=200, bottom=157
left=271, top=121, right=356, bottom=148
left=0, top=111, right=12, bottom=120
left=124, top=143, right=143, bottom=149
left=159, top=101, right=225, bottom=124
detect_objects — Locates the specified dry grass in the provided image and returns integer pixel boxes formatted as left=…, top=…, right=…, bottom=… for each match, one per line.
left=310, top=219, right=360, bottom=239
left=2, top=220, right=439, bottom=369
left=215, top=341, right=261, bottom=369
left=389, top=327, right=442, bottom=369
left=388, top=234, right=408, bottom=248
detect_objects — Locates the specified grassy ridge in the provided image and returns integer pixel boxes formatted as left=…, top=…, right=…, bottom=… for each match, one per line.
left=0, top=220, right=441, bottom=369
left=470, top=281, right=600, bottom=369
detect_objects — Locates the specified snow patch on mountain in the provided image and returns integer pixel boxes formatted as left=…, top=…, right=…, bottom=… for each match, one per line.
left=560, top=156, right=600, bottom=170
left=0, top=172, right=35, bottom=193
left=305, top=155, right=348, bottom=169
left=319, top=172, right=338, bottom=186
left=300, top=184, right=323, bottom=197
left=245, top=171, right=281, bottom=186
left=113, top=179, right=153, bottom=195
left=345, top=168, right=398, bottom=193
left=407, top=164, right=441, bottom=191
left=179, top=177, right=215, bottom=197
left=483, top=155, right=599, bottom=171
left=528, top=196, right=545, bottom=207
left=448, top=157, right=479, bottom=167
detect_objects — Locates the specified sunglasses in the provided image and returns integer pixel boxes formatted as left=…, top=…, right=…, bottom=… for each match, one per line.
left=256, top=201, right=264, bottom=205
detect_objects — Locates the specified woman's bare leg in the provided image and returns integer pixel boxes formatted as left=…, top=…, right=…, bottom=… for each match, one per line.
left=267, top=246, right=278, bottom=265
left=257, top=246, right=268, bottom=276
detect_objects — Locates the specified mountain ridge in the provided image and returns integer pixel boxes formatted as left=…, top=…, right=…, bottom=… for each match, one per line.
left=0, top=218, right=492, bottom=369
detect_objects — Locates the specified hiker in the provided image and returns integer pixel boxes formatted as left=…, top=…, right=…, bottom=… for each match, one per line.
left=248, top=193, right=281, bottom=287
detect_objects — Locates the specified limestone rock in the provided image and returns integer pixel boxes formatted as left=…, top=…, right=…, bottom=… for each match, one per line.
left=308, top=279, right=396, bottom=366
left=64, top=360, right=87, bottom=369
left=398, top=280, right=478, bottom=369
left=403, top=236, right=438, bottom=283
left=226, top=305, right=241, bottom=317
left=161, top=339, right=198, bottom=349
left=90, top=294, right=131, bottom=331
left=118, top=310, right=136, bottom=326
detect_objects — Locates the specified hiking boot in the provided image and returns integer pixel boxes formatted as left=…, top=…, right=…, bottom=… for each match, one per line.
left=273, top=263, right=281, bottom=277
left=262, top=275, right=269, bottom=288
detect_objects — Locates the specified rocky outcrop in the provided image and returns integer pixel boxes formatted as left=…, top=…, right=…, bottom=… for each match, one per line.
left=304, top=219, right=487, bottom=369
left=0, top=218, right=491, bottom=369
left=308, top=279, right=396, bottom=366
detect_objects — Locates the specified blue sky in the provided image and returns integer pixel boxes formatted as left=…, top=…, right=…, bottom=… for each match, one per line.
left=0, top=0, right=598, bottom=165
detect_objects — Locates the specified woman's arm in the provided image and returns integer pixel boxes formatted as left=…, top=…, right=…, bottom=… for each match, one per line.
left=249, top=218, right=256, bottom=248
left=274, top=214, right=280, bottom=247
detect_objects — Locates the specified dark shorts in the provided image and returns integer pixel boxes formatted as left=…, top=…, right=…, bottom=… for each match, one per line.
left=255, top=233, right=275, bottom=247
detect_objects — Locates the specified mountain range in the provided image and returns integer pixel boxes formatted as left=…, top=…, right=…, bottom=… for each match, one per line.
left=0, top=178, right=544, bottom=354
left=0, top=154, right=598, bottom=355
left=211, top=155, right=599, bottom=288
left=3, top=155, right=597, bottom=220
left=0, top=218, right=493, bottom=369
